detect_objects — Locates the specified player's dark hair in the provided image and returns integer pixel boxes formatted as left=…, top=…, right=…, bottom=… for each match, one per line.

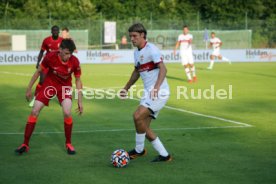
left=128, top=23, right=147, bottom=39
left=60, top=39, right=76, bottom=54
left=51, top=25, right=59, bottom=32
left=211, top=32, right=215, bottom=35
left=62, top=27, right=69, bottom=32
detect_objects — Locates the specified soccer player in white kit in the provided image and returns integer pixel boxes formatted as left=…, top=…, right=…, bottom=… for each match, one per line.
left=119, top=23, right=172, bottom=162
left=174, top=25, right=197, bottom=83
left=207, top=32, right=231, bottom=69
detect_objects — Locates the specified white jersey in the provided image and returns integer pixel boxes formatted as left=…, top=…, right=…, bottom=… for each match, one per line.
left=178, top=33, right=193, bottom=54
left=210, top=37, right=221, bottom=50
left=210, top=37, right=222, bottom=56
left=134, top=42, right=170, bottom=96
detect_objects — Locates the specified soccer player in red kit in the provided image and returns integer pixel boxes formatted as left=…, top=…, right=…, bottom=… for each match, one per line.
left=16, top=39, right=83, bottom=155
left=29, top=25, right=63, bottom=107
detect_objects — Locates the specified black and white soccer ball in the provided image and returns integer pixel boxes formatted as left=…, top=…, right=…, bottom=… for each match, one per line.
left=110, top=149, right=130, bottom=168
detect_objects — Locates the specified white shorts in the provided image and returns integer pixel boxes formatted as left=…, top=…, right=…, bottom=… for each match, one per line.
left=211, top=49, right=221, bottom=57
left=180, top=53, right=194, bottom=65
left=140, top=94, right=169, bottom=119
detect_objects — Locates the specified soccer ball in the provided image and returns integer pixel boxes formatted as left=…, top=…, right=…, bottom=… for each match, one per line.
left=111, top=149, right=130, bottom=168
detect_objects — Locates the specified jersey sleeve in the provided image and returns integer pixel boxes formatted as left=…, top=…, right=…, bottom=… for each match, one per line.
left=41, top=38, right=48, bottom=51
left=178, top=35, right=182, bottom=42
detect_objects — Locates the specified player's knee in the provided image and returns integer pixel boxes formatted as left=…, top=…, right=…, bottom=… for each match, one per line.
left=133, top=111, right=139, bottom=122
left=133, top=111, right=144, bottom=123
left=63, top=110, right=71, bottom=118
left=30, top=109, right=40, bottom=117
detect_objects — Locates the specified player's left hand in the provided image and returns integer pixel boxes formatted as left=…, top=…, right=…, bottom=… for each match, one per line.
left=150, top=88, right=159, bottom=100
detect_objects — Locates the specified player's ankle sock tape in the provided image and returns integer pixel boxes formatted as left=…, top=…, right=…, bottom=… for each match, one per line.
left=27, top=115, right=37, bottom=123
left=64, top=117, right=73, bottom=125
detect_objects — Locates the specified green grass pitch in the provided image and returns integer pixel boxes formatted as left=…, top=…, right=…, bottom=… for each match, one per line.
left=0, top=62, right=275, bottom=184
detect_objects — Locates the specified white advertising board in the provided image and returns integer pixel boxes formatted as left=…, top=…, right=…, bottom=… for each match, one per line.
left=0, top=49, right=275, bottom=65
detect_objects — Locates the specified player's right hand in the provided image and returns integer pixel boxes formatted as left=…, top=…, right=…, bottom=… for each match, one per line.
left=119, top=89, right=128, bottom=99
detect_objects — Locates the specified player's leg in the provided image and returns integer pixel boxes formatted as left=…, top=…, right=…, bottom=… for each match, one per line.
left=15, top=100, right=45, bottom=154
left=130, top=94, right=171, bottom=162
left=145, top=117, right=172, bottom=162
left=184, top=64, right=193, bottom=83
left=220, top=54, right=231, bottom=64
left=189, top=63, right=197, bottom=83
left=188, top=53, right=196, bottom=82
left=208, top=54, right=215, bottom=69
left=128, top=105, right=150, bottom=159
left=61, top=98, right=75, bottom=155
left=181, top=53, right=192, bottom=82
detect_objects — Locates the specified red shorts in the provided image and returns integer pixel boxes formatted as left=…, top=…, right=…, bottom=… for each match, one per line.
left=35, top=81, right=72, bottom=106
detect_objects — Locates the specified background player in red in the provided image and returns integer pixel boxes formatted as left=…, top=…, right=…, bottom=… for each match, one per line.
left=61, top=27, right=78, bottom=53
left=16, top=39, right=83, bottom=155
left=29, top=25, right=63, bottom=107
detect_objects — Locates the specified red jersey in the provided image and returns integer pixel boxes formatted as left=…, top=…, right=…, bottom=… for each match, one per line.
left=41, top=51, right=81, bottom=87
left=41, top=36, right=63, bottom=53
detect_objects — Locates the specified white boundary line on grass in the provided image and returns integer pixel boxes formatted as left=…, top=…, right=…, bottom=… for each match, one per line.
left=0, top=125, right=250, bottom=135
left=0, top=71, right=32, bottom=77
left=0, top=71, right=252, bottom=135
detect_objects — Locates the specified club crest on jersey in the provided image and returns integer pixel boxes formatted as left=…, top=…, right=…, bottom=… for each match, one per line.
left=68, top=67, right=71, bottom=73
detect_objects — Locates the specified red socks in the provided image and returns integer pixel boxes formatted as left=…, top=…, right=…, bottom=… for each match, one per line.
left=23, top=116, right=73, bottom=145
left=64, top=117, right=73, bottom=144
left=23, top=115, right=37, bottom=145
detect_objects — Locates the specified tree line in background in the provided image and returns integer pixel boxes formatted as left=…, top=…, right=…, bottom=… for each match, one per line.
left=0, top=0, right=275, bottom=47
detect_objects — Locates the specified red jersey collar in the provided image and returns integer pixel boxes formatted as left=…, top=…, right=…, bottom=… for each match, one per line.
left=58, top=54, right=69, bottom=65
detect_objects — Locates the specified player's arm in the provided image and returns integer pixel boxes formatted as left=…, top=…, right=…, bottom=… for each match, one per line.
left=188, top=38, right=193, bottom=48
left=209, top=41, right=212, bottom=48
left=75, top=77, right=83, bottom=115
left=124, top=68, right=140, bottom=91
left=151, top=62, right=167, bottom=98
left=26, top=67, right=42, bottom=101
left=173, top=41, right=180, bottom=55
left=36, top=49, right=44, bottom=69
left=219, top=41, right=223, bottom=48
left=119, top=68, right=140, bottom=98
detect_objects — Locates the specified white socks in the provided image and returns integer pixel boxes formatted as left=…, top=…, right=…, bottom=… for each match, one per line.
left=209, top=60, right=214, bottom=69
left=135, top=133, right=169, bottom=157
left=185, top=67, right=192, bottom=80
left=222, top=57, right=229, bottom=62
left=135, top=133, right=146, bottom=153
left=222, top=57, right=231, bottom=64
left=151, top=137, right=169, bottom=157
left=190, top=66, right=196, bottom=77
